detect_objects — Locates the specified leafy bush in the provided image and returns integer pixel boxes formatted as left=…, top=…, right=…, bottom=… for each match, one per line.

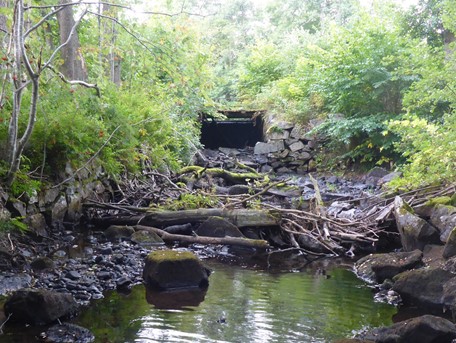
left=388, top=113, right=456, bottom=188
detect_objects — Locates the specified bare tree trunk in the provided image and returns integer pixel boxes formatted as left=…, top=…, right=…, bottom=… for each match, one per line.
left=56, top=0, right=87, bottom=81
left=102, top=3, right=121, bottom=85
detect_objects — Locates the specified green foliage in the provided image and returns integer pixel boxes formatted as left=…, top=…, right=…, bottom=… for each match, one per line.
left=387, top=113, right=456, bottom=188
left=161, top=192, right=219, bottom=210
left=0, top=217, right=29, bottom=234
left=237, top=43, right=286, bottom=99
left=0, top=10, right=214, bottom=183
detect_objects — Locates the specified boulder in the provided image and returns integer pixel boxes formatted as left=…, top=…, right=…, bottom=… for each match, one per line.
left=392, top=267, right=454, bottom=310
left=44, top=323, right=95, bottom=343
left=394, top=196, right=440, bottom=251
left=365, top=167, right=389, bottom=187
left=442, top=277, right=456, bottom=315
left=4, top=288, right=78, bottom=325
left=377, top=172, right=402, bottom=186
left=104, top=225, right=135, bottom=241
left=429, top=204, right=456, bottom=242
left=25, top=213, right=47, bottom=237
left=195, top=216, right=244, bottom=238
left=443, top=227, right=456, bottom=259
left=355, top=250, right=423, bottom=284
left=131, top=229, right=164, bottom=246
left=51, top=195, right=68, bottom=224
left=357, top=315, right=456, bottom=343
left=31, top=256, right=55, bottom=271
left=143, top=250, right=210, bottom=290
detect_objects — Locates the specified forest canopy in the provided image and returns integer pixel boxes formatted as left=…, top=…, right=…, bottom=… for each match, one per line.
left=0, top=0, right=455, bottom=192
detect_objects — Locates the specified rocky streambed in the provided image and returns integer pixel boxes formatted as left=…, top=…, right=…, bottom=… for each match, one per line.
left=1, top=144, right=456, bottom=342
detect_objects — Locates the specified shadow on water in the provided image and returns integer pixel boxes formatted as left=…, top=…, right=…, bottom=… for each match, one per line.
left=71, top=259, right=397, bottom=343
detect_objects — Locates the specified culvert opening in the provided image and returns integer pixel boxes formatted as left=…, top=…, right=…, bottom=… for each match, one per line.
left=200, top=110, right=265, bottom=149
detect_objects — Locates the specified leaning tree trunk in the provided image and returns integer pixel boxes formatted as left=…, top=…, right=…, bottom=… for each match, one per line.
left=57, top=0, right=87, bottom=81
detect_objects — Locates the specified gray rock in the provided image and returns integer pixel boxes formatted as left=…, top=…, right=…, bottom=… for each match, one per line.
left=0, top=207, right=11, bottom=221
left=357, top=315, right=456, bottom=343
left=104, top=225, right=135, bottom=241
left=392, top=267, right=454, bottom=310
left=285, top=138, right=299, bottom=146
left=228, top=185, right=250, bottom=195
left=288, top=141, right=305, bottom=152
left=163, top=223, right=193, bottom=235
left=31, top=257, right=55, bottom=271
left=52, top=195, right=68, bottom=224
left=274, top=121, right=294, bottom=130
left=196, top=217, right=244, bottom=238
left=44, top=188, right=61, bottom=205
left=355, top=250, right=423, bottom=284
left=378, top=172, right=402, bottom=186
left=290, top=125, right=306, bottom=139
left=394, top=196, right=440, bottom=251
left=260, top=164, right=273, bottom=173
left=143, top=250, right=210, bottom=290
left=0, top=274, right=32, bottom=295
left=268, top=130, right=290, bottom=140
left=11, top=200, right=27, bottom=217
left=219, top=147, right=240, bottom=156
left=131, top=229, right=164, bottom=246
left=25, top=213, right=47, bottom=237
left=430, top=204, right=456, bottom=242
left=254, top=141, right=285, bottom=155
left=443, top=227, right=456, bottom=258
left=4, top=288, right=79, bottom=325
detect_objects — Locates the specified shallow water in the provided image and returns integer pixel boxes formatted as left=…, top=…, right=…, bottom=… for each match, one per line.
left=73, top=260, right=396, bottom=343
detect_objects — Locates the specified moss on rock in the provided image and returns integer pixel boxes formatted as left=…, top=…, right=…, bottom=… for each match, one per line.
left=143, top=250, right=210, bottom=290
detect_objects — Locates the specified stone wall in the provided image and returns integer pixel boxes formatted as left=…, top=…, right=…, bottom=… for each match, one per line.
left=0, top=162, right=112, bottom=236
left=253, top=117, right=318, bottom=174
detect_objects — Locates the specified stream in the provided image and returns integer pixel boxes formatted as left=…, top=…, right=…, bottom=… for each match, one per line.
left=71, top=259, right=395, bottom=343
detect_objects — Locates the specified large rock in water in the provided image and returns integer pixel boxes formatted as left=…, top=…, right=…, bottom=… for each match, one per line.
left=143, top=250, right=210, bottom=290
left=392, top=267, right=454, bottom=311
left=195, top=216, right=244, bottom=238
left=355, top=250, right=423, bottom=284
left=394, top=196, right=440, bottom=251
left=4, top=288, right=79, bottom=325
left=357, top=315, right=456, bottom=343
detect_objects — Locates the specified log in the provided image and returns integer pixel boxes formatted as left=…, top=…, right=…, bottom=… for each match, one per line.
left=136, top=225, right=270, bottom=248
left=90, top=208, right=279, bottom=228
left=179, top=166, right=262, bottom=184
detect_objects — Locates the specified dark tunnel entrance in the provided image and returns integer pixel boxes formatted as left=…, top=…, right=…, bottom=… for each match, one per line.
left=200, top=110, right=265, bottom=149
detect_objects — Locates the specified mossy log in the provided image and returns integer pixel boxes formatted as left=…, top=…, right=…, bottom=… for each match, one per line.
left=179, top=166, right=262, bottom=184
left=136, top=225, right=270, bottom=248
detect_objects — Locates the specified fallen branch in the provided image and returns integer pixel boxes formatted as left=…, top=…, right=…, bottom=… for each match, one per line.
left=179, top=166, right=263, bottom=184
left=136, top=225, right=270, bottom=248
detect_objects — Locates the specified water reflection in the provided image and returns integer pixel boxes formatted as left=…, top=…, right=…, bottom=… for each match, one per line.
left=73, top=260, right=396, bottom=343
left=145, top=288, right=207, bottom=309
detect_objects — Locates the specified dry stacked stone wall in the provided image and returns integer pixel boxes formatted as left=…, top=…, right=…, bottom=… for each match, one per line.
left=254, top=118, right=318, bottom=174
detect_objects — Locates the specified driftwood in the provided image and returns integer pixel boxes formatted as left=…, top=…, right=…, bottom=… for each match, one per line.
left=87, top=207, right=279, bottom=228
left=179, top=166, right=262, bottom=184
left=136, top=225, right=270, bottom=248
